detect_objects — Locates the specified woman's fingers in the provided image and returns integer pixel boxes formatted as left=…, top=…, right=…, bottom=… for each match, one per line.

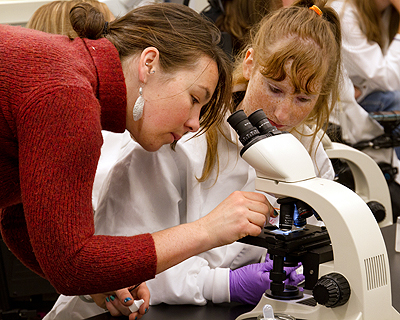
left=200, top=190, right=273, bottom=245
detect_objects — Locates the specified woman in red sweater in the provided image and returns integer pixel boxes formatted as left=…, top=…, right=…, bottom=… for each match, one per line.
left=0, top=1, right=272, bottom=316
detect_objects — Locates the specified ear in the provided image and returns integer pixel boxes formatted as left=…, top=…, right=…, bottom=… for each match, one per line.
left=138, top=47, right=160, bottom=83
left=242, top=48, right=255, bottom=81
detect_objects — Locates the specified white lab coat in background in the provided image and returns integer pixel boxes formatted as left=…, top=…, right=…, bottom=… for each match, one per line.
left=329, top=70, right=400, bottom=185
left=100, top=0, right=160, bottom=18
left=329, top=0, right=400, bottom=102
left=44, top=123, right=333, bottom=320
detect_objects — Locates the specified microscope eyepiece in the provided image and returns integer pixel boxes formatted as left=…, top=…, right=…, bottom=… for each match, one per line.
left=227, top=109, right=283, bottom=155
left=248, top=109, right=276, bottom=134
left=248, top=109, right=280, bottom=136
left=227, top=110, right=261, bottom=146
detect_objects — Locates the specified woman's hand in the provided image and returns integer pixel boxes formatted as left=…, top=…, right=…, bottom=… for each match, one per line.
left=198, top=191, right=272, bottom=247
left=91, top=283, right=150, bottom=319
left=152, top=190, right=272, bottom=274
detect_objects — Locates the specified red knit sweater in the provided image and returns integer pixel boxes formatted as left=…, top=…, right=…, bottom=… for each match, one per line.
left=0, top=25, right=157, bottom=295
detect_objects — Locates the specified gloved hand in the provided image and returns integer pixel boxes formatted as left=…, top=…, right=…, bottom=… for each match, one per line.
left=264, top=254, right=305, bottom=287
left=229, top=260, right=304, bottom=305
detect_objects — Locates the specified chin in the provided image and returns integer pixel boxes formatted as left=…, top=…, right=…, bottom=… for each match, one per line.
left=142, top=145, right=161, bottom=152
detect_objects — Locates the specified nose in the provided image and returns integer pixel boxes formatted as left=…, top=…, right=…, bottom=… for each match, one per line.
left=185, top=107, right=201, bottom=133
left=273, top=98, right=293, bottom=123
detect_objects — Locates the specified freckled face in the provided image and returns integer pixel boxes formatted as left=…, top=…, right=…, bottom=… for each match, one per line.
left=130, top=56, right=219, bottom=152
left=241, top=49, right=322, bottom=131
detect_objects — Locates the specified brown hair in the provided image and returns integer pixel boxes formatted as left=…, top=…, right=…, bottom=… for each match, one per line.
left=215, top=0, right=283, bottom=55
left=347, top=0, right=399, bottom=49
left=69, top=2, right=232, bottom=159
left=200, top=0, right=281, bottom=182
left=232, top=0, right=341, bottom=149
left=26, top=0, right=114, bottom=38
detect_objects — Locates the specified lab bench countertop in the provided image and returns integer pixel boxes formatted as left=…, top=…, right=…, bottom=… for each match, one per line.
left=85, top=224, right=400, bottom=320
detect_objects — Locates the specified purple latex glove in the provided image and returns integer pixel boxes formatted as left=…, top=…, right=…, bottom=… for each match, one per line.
left=264, top=254, right=305, bottom=287
left=229, top=261, right=304, bottom=305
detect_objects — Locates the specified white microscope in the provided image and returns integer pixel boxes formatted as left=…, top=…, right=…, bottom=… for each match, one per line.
left=227, top=109, right=400, bottom=320
left=322, top=134, right=393, bottom=227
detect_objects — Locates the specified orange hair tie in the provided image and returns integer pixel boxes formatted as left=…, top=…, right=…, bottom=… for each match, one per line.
left=309, top=5, right=322, bottom=16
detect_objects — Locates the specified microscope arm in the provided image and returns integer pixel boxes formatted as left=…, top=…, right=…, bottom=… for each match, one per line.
left=324, top=141, right=393, bottom=226
left=248, top=177, right=395, bottom=320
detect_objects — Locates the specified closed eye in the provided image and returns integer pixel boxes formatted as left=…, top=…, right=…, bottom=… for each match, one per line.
left=192, top=95, right=200, bottom=104
left=268, top=84, right=282, bottom=94
left=297, top=96, right=312, bottom=103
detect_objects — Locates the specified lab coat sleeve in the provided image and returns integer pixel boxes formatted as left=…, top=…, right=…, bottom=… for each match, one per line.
left=203, top=268, right=230, bottom=303
left=42, top=256, right=234, bottom=320
left=330, top=0, right=400, bottom=99
left=316, top=143, right=334, bottom=180
left=146, top=242, right=266, bottom=305
left=43, top=295, right=107, bottom=320
left=146, top=257, right=229, bottom=305
left=329, top=70, right=385, bottom=145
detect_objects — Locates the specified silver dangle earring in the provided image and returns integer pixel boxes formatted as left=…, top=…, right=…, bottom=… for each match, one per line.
left=132, top=87, right=144, bottom=121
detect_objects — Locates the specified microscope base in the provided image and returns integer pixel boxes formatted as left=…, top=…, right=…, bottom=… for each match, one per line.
left=236, top=292, right=400, bottom=320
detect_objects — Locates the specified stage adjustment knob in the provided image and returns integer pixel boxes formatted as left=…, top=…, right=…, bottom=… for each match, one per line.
left=313, top=273, right=350, bottom=308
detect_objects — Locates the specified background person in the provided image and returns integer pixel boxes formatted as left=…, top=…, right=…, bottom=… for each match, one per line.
left=329, top=0, right=400, bottom=158
left=26, top=0, right=115, bottom=37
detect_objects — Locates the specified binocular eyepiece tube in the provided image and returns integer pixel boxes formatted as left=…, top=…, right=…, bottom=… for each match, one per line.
left=227, top=109, right=281, bottom=154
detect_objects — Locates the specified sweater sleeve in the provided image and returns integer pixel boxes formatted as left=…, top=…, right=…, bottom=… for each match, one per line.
left=16, top=85, right=156, bottom=295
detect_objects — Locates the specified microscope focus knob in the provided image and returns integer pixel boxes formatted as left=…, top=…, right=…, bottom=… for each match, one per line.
left=367, top=201, right=386, bottom=223
left=313, top=273, right=351, bottom=308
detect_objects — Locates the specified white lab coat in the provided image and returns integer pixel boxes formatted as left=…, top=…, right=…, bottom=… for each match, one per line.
left=100, top=0, right=159, bottom=18
left=44, top=124, right=333, bottom=320
left=329, top=69, right=400, bottom=185
left=330, top=0, right=400, bottom=102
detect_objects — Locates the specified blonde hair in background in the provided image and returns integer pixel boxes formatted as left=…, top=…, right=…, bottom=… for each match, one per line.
left=344, top=0, right=399, bottom=49
left=26, top=0, right=114, bottom=38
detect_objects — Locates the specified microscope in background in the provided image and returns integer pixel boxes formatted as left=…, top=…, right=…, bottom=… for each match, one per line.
left=352, top=110, right=400, bottom=151
left=228, top=109, right=400, bottom=320
left=322, top=134, right=393, bottom=227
